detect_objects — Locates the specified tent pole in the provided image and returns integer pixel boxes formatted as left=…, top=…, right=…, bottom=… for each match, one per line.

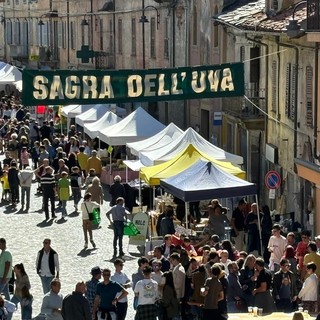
left=185, top=202, right=189, bottom=231
left=255, top=194, right=263, bottom=256
left=139, top=171, right=142, bottom=211
left=125, top=154, right=128, bottom=183
left=110, top=146, right=112, bottom=185
left=152, top=186, right=156, bottom=210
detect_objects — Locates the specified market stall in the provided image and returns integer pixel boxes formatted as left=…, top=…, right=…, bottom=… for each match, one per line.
left=139, top=127, right=244, bottom=167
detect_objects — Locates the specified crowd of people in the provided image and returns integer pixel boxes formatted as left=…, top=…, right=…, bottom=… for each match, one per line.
left=0, top=100, right=320, bottom=320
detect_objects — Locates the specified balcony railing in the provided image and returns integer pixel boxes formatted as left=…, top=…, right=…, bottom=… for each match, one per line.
left=307, top=0, right=320, bottom=31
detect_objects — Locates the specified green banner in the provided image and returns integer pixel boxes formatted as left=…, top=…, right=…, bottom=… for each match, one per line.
left=22, top=63, right=244, bottom=106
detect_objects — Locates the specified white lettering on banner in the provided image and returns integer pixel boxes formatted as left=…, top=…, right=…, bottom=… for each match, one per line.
left=33, top=76, right=49, bottom=99
left=221, top=68, right=234, bottom=91
left=127, top=75, right=143, bottom=97
left=144, top=74, right=157, bottom=97
left=65, top=76, right=81, bottom=99
left=31, top=67, right=235, bottom=101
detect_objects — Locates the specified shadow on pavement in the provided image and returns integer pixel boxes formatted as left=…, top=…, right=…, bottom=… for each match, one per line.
left=77, top=248, right=97, bottom=257
left=36, top=219, right=54, bottom=228
left=68, top=210, right=80, bottom=218
left=3, top=205, right=17, bottom=214
left=55, top=217, right=68, bottom=224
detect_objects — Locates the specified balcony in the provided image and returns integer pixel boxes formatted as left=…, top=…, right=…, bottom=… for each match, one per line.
left=307, top=0, right=320, bottom=31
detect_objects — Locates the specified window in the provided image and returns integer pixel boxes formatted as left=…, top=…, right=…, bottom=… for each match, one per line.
left=109, top=19, right=113, bottom=54
left=271, top=60, right=277, bottom=112
left=28, top=20, right=33, bottom=46
left=14, top=20, right=20, bottom=45
left=192, top=5, right=197, bottom=46
left=99, top=19, right=104, bottom=51
left=164, top=17, right=169, bottom=59
left=118, top=19, right=122, bottom=54
left=290, top=64, right=297, bottom=120
left=70, top=21, right=75, bottom=50
left=62, top=22, right=66, bottom=49
left=150, top=17, right=156, bottom=58
left=285, top=63, right=291, bottom=118
left=58, top=22, right=62, bottom=48
left=41, top=22, right=48, bottom=47
left=306, top=66, right=313, bottom=127
left=6, top=21, right=12, bottom=45
left=131, top=18, right=136, bottom=56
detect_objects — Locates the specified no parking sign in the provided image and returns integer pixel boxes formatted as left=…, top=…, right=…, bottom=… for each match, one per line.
left=265, top=171, right=281, bottom=189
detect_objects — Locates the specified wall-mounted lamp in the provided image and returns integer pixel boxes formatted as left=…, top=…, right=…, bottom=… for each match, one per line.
left=0, top=16, right=5, bottom=24
left=38, top=10, right=59, bottom=26
left=80, top=13, right=97, bottom=27
left=140, top=5, right=160, bottom=29
left=285, top=0, right=307, bottom=38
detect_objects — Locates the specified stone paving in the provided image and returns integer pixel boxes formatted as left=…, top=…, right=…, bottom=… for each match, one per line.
left=0, top=175, right=140, bottom=319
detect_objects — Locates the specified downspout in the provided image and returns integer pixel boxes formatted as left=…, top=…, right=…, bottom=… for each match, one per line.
left=276, top=36, right=299, bottom=159
left=314, top=42, right=319, bottom=159
left=184, top=0, right=190, bottom=128
left=113, top=0, right=116, bottom=68
left=67, top=0, right=70, bottom=63
left=245, top=35, right=269, bottom=195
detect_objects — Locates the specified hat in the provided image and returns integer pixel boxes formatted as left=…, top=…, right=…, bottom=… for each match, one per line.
left=91, top=266, right=102, bottom=276
left=315, top=235, right=320, bottom=241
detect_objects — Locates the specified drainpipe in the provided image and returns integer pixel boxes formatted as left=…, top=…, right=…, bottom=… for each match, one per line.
left=67, top=0, right=70, bottom=63
left=314, top=42, right=319, bottom=159
left=276, top=36, right=299, bottom=159
left=184, top=0, right=190, bottom=128
left=245, top=35, right=269, bottom=195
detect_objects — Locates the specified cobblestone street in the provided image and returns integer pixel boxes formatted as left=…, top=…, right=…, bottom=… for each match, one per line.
left=0, top=177, right=139, bottom=319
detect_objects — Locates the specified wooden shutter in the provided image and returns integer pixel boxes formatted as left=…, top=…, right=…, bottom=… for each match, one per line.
left=271, top=60, right=277, bottom=112
left=290, top=64, right=297, bottom=121
left=285, top=63, right=291, bottom=117
left=306, top=66, right=313, bottom=127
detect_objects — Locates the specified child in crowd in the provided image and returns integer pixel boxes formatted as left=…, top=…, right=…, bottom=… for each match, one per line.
left=57, top=171, right=70, bottom=218
left=20, top=285, right=33, bottom=320
left=219, top=250, right=232, bottom=275
left=69, top=166, right=82, bottom=212
left=1, top=169, right=10, bottom=201
left=85, top=168, right=96, bottom=188
left=20, top=146, right=30, bottom=169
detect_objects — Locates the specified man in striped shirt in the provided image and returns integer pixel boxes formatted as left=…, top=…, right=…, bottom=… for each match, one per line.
left=41, top=166, right=56, bottom=220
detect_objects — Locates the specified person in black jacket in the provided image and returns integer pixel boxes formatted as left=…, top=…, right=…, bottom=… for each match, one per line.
left=61, top=281, right=91, bottom=320
left=7, top=161, right=19, bottom=206
left=272, top=258, right=298, bottom=312
left=109, top=175, right=126, bottom=206
left=36, top=238, right=60, bottom=294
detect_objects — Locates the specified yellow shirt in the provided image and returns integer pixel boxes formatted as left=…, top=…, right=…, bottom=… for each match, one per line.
left=303, top=251, right=320, bottom=278
left=77, top=152, right=88, bottom=170
left=1, top=175, right=9, bottom=190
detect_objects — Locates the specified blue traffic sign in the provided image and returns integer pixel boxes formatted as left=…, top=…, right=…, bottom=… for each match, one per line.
left=265, top=171, right=281, bottom=189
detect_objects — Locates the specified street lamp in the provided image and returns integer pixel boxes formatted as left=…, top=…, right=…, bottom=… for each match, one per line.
left=286, top=0, right=307, bottom=38
left=139, top=2, right=160, bottom=69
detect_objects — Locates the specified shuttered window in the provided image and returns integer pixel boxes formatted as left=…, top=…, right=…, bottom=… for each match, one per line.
left=290, top=64, right=297, bottom=121
left=240, top=46, right=245, bottom=62
left=271, top=60, right=277, bottom=112
left=306, top=66, right=313, bottom=127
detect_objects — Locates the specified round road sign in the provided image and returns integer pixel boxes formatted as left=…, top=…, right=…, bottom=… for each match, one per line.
left=265, top=170, right=281, bottom=189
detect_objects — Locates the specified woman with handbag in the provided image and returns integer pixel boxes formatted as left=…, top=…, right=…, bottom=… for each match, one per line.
left=81, top=192, right=99, bottom=249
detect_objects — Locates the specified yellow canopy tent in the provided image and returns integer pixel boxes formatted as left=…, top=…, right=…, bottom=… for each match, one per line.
left=140, top=144, right=245, bottom=186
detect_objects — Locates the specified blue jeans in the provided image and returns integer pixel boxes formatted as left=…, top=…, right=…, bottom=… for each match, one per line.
left=113, top=221, right=124, bottom=254
left=61, top=200, right=67, bottom=216
left=0, top=279, right=10, bottom=300
left=21, top=186, right=31, bottom=208
left=40, top=275, right=54, bottom=294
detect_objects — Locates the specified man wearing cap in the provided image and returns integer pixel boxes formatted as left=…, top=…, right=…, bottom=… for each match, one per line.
left=92, top=268, right=128, bottom=320
left=111, top=259, right=131, bottom=320
left=106, top=197, right=129, bottom=257
left=85, top=266, right=102, bottom=314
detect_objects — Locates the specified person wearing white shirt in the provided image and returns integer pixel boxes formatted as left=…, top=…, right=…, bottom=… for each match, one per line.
left=36, top=239, right=60, bottom=294
left=298, top=262, right=319, bottom=313
left=268, top=224, right=287, bottom=272
left=111, top=259, right=131, bottom=320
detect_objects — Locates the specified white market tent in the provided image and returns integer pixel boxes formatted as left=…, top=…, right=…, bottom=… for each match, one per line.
left=160, top=159, right=261, bottom=251
left=62, top=104, right=96, bottom=118
left=127, top=122, right=184, bottom=156
left=0, top=62, right=22, bottom=83
left=61, top=104, right=81, bottom=117
left=75, top=104, right=111, bottom=127
left=84, top=111, right=121, bottom=139
left=139, top=127, right=244, bottom=167
left=99, top=107, right=166, bottom=145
